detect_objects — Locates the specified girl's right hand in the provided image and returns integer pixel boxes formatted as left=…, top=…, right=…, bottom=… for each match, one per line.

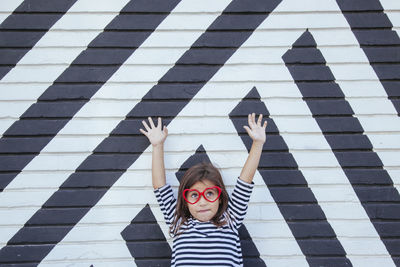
left=140, top=117, right=168, bottom=147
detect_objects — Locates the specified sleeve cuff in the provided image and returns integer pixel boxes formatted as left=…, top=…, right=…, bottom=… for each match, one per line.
left=154, top=184, right=171, bottom=194
left=237, top=177, right=255, bottom=189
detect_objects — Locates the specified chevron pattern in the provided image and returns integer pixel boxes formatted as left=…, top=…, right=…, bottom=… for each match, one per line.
left=0, top=0, right=400, bottom=266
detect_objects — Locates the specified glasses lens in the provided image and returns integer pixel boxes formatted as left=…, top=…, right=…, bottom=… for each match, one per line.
left=203, top=188, right=220, bottom=202
left=186, top=190, right=199, bottom=204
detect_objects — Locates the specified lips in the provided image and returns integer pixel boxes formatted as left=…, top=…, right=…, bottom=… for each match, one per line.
left=198, top=209, right=210, bottom=213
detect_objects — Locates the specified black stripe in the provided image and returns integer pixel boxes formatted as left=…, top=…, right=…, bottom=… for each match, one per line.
left=0, top=0, right=283, bottom=264
left=239, top=226, right=267, bottom=267
left=229, top=87, right=352, bottom=267
left=121, top=204, right=171, bottom=266
left=175, top=145, right=212, bottom=182
left=336, top=0, right=400, bottom=115
left=283, top=30, right=400, bottom=264
left=0, top=0, right=78, bottom=80
left=0, top=0, right=181, bottom=191
left=176, top=234, right=237, bottom=243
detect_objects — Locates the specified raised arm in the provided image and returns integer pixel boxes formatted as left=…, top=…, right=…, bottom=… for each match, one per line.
left=239, top=113, right=267, bottom=184
left=140, top=117, right=168, bottom=189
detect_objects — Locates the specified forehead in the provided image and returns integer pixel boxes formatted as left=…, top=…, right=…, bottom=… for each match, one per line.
left=189, top=180, right=216, bottom=190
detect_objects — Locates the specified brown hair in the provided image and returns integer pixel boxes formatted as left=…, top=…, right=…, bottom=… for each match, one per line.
left=171, top=162, right=229, bottom=236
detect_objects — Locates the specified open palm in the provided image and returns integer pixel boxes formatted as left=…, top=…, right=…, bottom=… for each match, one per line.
left=140, top=117, right=168, bottom=146
left=243, top=113, right=267, bottom=144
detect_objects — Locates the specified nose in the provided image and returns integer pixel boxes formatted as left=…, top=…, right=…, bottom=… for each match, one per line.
left=198, top=195, right=208, bottom=206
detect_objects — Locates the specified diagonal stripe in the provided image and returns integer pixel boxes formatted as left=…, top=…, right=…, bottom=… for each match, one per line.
left=0, top=0, right=232, bottom=250
left=229, top=87, right=352, bottom=266
left=336, top=0, right=400, bottom=115
left=0, top=0, right=180, bottom=191
left=380, top=0, right=400, bottom=37
left=283, top=30, right=400, bottom=264
left=311, top=2, right=400, bottom=196
left=0, top=0, right=24, bottom=24
left=0, top=0, right=78, bottom=80
left=0, top=0, right=283, bottom=264
left=256, top=71, right=396, bottom=264
left=121, top=204, right=172, bottom=266
left=0, top=0, right=131, bottom=137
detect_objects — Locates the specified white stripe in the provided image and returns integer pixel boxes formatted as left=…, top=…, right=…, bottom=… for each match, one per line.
left=380, top=0, right=400, bottom=37
left=0, top=0, right=24, bottom=24
left=0, top=0, right=130, bottom=136
left=176, top=260, right=240, bottom=266
left=175, top=241, right=238, bottom=248
left=39, top=260, right=138, bottom=267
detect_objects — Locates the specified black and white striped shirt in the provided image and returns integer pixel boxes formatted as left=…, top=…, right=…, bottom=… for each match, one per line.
left=154, top=178, right=254, bottom=267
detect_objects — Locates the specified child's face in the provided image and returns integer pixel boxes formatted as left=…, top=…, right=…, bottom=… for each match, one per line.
left=186, top=180, right=220, bottom=222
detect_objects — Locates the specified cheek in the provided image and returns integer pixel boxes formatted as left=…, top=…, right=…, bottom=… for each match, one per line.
left=212, top=200, right=220, bottom=212
left=187, top=204, right=196, bottom=215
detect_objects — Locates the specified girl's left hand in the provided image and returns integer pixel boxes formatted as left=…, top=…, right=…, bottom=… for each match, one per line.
left=243, top=113, right=267, bottom=144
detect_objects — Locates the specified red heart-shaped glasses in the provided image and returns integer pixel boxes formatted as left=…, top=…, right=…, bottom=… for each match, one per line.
left=183, top=186, right=222, bottom=204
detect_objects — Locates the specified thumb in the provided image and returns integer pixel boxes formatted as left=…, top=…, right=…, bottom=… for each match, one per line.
left=243, top=126, right=252, bottom=137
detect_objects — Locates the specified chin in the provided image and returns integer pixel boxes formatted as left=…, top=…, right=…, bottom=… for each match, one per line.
left=195, top=213, right=214, bottom=222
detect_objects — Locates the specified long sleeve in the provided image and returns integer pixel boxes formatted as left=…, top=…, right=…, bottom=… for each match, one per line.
left=227, top=177, right=254, bottom=230
left=154, top=184, right=177, bottom=225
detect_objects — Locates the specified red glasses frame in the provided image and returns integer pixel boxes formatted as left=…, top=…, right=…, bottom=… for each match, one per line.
left=183, top=186, right=222, bottom=205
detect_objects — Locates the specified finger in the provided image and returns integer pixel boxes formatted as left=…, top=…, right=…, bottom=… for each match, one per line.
left=148, top=117, right=155, bottom=128
left=263, top=120, right=268, bottom=129
left=139, top=128, right=148, bottom=136
left=243, top=125, right=252, bottom=137
left=248, top=114, right=254, bottom=129
left=251, top=113, right=257, bottom=128
left=142, top=120, right=150, bottom=131
left=163, top=125, right=168, bottom=135
left=157, top=117, right=162, bottom=129
left=257, top=114, right=263, bottom=126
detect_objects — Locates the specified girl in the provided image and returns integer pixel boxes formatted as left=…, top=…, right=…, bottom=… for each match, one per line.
left=140, top=113, right=267, bottom=266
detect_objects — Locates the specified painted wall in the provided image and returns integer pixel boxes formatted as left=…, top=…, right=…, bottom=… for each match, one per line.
left=0, top=0, right=400, bottom=266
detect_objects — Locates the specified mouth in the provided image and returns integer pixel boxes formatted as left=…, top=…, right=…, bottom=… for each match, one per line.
left=198, top=209, right=210, bottom=213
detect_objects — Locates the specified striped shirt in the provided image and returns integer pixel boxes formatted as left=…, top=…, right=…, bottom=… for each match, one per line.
left=154, top=178, right=254, bottom=267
